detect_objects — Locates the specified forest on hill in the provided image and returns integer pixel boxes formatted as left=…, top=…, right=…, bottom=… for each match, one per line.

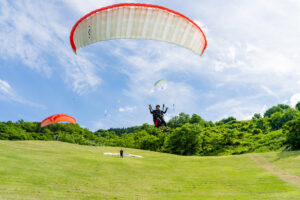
left=0, top=103, right=299, bottom=156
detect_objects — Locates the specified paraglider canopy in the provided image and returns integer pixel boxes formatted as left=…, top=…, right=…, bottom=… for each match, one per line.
left=154, top=79, right=165, bottom=87
left=104, top=152, right=143, bottom=158
left=70, top=3, right=207, bottom=55
left=41, top=114, right=76, bottom=127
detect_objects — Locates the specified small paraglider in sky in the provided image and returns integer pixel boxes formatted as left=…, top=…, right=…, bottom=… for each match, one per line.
left=154, top=79, right=166, bottom=91
left=154, top=79, right=165, bottom=87
left=41, top=114, right=76, bottom=127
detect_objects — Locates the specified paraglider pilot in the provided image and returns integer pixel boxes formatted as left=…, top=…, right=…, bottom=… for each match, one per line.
left=149, top=104, right=169, bottom=131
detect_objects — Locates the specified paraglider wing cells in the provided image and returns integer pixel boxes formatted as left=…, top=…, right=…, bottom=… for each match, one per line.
left=70, top=3, right=207, bottom=56
left=154, top=79, right=165, bottom=87
left=41, top=114, right=76, bottom=127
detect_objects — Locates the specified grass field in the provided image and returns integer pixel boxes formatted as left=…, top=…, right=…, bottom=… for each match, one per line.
left=0, top=141, right=299, bottom=200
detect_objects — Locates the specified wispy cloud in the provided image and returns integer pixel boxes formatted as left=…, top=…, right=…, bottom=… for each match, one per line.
left=112, top=41, right=201, bottom=114
left=290, top=93, right=300, bottom=107
left=261, top=85, right=279, bottom=99
left=205, top=98, right=267, bottom=121
left=1, top=0, right=300, bottom=127
left=63, top=0, right=139, bottom=15
left=119, top=106, right=136, bottom=112
left=0, top=0, right=101, bottom=94
left=0, top=79, right=45, bottom=109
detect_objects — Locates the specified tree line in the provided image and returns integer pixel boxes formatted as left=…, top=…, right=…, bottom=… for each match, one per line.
left=0, top=102, right=299, bottom=156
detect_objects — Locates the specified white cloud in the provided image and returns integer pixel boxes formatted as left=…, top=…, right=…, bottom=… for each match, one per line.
left=0, top=80, right=12, bottom=95
left=111, top=39, right=201, bottom=96
left=0, top=0, right=101, bottom=94
left=0, top=79, right=45, bottom=109
left=1, top=0, right=300, bottom=127
left=261, top=85, right=279, bottom=99
left=58, top=49, right=101, bottom=94
left=103, top=1, right=300, bottom=121
left=91, top=119, right=105, bottom=131
left=119, top=106, right=136, bottom=112
left=63, top=0, right=139, bottom=15
left=194, top=20, right=209, bottom=35
left=290, top=93, right=300, bottom=107
left=205, top=98, right=267, bottom=121
left=44, top=0, right=300, bottom=124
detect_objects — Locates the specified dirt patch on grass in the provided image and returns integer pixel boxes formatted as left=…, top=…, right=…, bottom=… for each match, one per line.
left=248, top=154, right=300, bottom=188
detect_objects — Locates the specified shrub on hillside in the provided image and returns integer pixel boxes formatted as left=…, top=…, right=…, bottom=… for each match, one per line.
left=284, top=117, right=300, bottom=149
left=164, top=124, right=200, bottom=155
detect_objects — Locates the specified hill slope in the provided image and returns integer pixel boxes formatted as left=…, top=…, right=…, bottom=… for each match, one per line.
left=0, top=141, right=299, bottom=200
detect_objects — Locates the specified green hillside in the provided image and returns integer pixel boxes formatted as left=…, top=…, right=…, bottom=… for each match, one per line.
left=0, top=141, right=299, bottom=200
left=1, top=103, right=299, bottom=157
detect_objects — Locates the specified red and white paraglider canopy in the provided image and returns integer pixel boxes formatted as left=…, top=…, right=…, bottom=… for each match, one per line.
left=70, top=3, right=207, bottom=56
left=41, top=114, right=76, bottom=127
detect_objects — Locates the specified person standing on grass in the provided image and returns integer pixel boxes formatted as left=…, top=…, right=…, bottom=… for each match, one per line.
left=120, top=149, right=124, bottom=158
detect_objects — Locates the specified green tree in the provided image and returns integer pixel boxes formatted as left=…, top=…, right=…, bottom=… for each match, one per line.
left=284, top=116, right=300, bottom=149
left=220, top=117, right=236, bottom=124
left=139, top=134, right=159, bottom=151
left=269, top=108, right=299, bottom=130
left=165, top=124, right=200, bottom=155
left=252, top=113, right=262, bottom=119
left=0, top=122, right=9, bottom=139
left=278, top=104, right=290, bottom=110
left=252, top=128, right=262, bottom=135
left=296, top=102, right=300, bottom=111
left=269, top=112, right=284, bottom=130
left=254, top=118, right=271, bottom=133
left=264, top=104, right=290, bottom=118
left=168, top=113, right=191, bottom=128
left=190, top=114, right=203, bottom=124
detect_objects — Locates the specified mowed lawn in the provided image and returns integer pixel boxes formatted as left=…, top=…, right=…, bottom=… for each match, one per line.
left=0, top=141, right=299, bottom=200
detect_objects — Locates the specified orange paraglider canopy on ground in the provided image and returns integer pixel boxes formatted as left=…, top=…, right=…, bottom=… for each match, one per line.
left=41, top=114, right=76, bottom=127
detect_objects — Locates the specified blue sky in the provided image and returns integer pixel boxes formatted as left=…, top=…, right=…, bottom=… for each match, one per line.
left=0, top=0, right=299, bottom=131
